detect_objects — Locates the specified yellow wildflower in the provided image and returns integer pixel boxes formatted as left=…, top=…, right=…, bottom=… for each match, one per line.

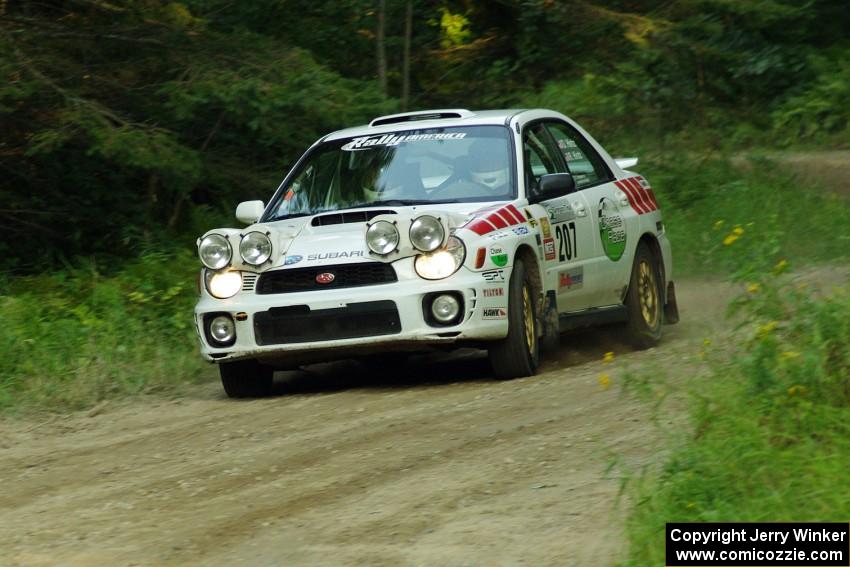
left=603, top=351, right=615, bottom=363
left=703, top=338, right=712, bottom=347
left=723, top=234, right=739, bottom=246
left=780, top=350, right=800, bottom=361
left=757, top=321, right=778, bottom=337
left=733, top=226, right=745, bottom=236
left=713, top=220, right=725, bottom=230
left=598, top=374, right=611, bottom=390
left=774, top=259, right=789, bottom=274
left=746, top=282, right=760, bottom=294
left=787, top=384, right=806, bottom=396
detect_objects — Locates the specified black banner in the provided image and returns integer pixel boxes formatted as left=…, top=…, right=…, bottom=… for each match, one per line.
left=666, top=523, right=849, bottom=566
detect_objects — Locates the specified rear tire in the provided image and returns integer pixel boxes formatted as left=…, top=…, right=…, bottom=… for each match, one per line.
left=220, top=359, right=274, bottom=398
left=624, top=243, right=663, bottom=349
left=488, top=259, right=540, bottom=379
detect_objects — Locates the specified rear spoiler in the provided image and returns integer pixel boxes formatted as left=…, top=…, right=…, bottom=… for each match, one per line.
left=615, top=157, right=639, bottom=169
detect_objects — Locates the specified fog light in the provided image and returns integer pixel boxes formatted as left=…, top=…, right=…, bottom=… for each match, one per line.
left=209, top=315, right=235, bottom=344
left=431, top=294, right=460, bottom=324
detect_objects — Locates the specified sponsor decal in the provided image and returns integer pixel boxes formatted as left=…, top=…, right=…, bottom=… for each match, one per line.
left=307, top=250, right=364, bottom=261
left=598, top=197, right=627, bottom=261
left=512, top=226, right=529, bottom=235
left=315, top=272, right=336, bottom=284
left=543, top=238, right=556, bottom=261
left=543, top=202, right=575, bottom=224
left=558, top=267, right=584, bottom=290
left=482, top=269, right=505, bottom=282
left=488, top=231, right=510, bottom=241
left=524, top=208, right=538, bottom=227
left=284, top=255, right=303, bottom=265
left=489, top=245, right=508, bottom=267
left=342, top=132, right=467, bottom=151
left=482, top=307, right=507, bottom=320
left=614, top=176, right=658, bottom=215
left=465, top=204, right=526, bottom=236
left=482, top=288, right=504, bottom=297
left=540, top=217, right=552, bottom=239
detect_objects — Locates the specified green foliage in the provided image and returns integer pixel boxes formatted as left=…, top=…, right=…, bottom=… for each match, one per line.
left=0, top=250, right=208, bottom=412
left=772, top=50, right=850, bottom=142
left=620, top=217, right=850, bottom=565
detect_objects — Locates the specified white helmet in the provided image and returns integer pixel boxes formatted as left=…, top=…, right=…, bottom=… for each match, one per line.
left=468, top=139, right=509, bottom=191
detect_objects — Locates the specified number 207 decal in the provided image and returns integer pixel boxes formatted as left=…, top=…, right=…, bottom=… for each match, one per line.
left=555, top=221, right=578, bottom=262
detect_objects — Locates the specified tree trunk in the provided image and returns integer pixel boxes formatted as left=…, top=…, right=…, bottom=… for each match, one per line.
left=376, top=0, right=387, bottom=96
left=401, top=0, right=412, bottom=110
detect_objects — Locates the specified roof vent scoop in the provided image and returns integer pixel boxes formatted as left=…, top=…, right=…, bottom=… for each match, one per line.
left=369, top=109, right=474, bottom=127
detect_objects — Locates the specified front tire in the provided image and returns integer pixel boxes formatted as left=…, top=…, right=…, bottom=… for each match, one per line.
left=624, top=243, right=663, bottom=349
left=488, top=259, right=540, bottom=379
left=220, top=359, right=274, bottom=398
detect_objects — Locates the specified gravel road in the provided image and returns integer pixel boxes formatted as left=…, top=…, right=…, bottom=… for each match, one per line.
left=0, top=279, right=735, bottom=567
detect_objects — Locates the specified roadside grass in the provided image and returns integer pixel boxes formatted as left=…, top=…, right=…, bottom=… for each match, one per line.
left=618, top=208, right=850, bottom=564
left=0, top=251, right=209, bottom=414
left=638, top=154, right=850, bottom=276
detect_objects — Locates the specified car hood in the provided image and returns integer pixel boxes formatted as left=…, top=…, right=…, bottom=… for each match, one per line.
left=255, top=201, right=511, bottom=269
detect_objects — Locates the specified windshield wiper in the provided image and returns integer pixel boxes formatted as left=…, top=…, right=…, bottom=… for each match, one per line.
left=264, top=211, right=312, bottom=222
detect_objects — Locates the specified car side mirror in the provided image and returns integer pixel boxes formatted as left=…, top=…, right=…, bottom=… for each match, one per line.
left=528, top=173, right=575, bottom=204
left=235, top=200, right=265, bottom=225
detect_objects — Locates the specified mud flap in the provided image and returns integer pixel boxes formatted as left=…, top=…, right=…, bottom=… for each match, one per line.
left=664, top=281, right=680, bottom=324
left=540, top=290, right=560, bottom=352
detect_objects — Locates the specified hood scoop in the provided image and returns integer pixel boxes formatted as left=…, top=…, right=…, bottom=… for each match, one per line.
left=311, top=209, right=397, bottom=227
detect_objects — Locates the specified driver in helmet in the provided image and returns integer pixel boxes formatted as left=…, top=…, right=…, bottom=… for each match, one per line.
left=467, top=138, right=510, bottom=194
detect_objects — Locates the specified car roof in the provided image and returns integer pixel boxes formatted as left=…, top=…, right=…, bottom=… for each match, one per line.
left=322, top=109, right=550, bottom=141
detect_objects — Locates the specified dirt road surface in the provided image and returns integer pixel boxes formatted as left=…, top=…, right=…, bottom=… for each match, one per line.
left=0, top=279, right=737, bottom=567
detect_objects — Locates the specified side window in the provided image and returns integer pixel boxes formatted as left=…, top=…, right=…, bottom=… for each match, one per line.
left=522, top=124, right=560, bottom=192
left=546, top=123, right=612, bottom=189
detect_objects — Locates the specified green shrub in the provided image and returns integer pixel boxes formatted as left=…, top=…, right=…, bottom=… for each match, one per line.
left=0, top=250, right=209, bottom=412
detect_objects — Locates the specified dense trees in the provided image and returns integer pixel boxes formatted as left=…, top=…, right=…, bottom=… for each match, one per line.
left=1, top=0, right=847, bottom=272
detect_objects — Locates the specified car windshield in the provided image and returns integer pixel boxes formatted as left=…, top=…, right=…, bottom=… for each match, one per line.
left=265, top=125, right=514, bottom=221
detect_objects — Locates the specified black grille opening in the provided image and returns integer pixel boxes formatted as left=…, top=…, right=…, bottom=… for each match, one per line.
left=311, top=210, right=396, bottom=227
left=256, top=262, right=397, bottom=294
left=254, top=300, right=401, bottom=345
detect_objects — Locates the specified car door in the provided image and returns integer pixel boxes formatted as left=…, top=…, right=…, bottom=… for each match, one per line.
left=522, top=122, right=597, bottom=313
left=544, top=121, right=632, bottom=308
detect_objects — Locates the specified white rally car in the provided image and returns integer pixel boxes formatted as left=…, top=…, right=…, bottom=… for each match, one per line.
left=195, top=109, right=679, bottom=397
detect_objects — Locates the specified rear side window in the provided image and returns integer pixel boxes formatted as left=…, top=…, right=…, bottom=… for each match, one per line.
left=545, top=122, right=612, bottom=189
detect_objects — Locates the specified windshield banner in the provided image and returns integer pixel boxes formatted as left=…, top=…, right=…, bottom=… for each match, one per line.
left=342, top=132, right=467, bottom=151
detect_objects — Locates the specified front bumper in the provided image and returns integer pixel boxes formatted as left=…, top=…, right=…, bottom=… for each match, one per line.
left=194, top=258, right=510, bottom=365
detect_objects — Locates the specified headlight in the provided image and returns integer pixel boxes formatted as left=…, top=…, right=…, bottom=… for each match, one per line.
left=414, top=236, right=466, bottom=280
left=205, top=270, right=242, bottom=299
left=199, top=234, right=232, bottom=270
left=409, top=215, right=445, bottom=252
left=240, top=231, right=272, bottom=265
left=366, top=220, right=400, bottom=255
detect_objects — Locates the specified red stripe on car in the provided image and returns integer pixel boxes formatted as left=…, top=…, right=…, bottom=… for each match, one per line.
left=615, top=180, right=646, bottom=214
left=505, top=204, right=525, bottom=224
left=627, top=177, right=655, bottom=212
left=468, top=219, right=497, bottom=235
left=487, top=213, right=508, bottom=229
left=624, top=177, right=652, bottom=213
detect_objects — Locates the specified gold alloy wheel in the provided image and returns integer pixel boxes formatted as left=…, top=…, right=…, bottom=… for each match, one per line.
left=522, top=285, right=536, bottom=352
left=638, top=260, right=659, bottom=328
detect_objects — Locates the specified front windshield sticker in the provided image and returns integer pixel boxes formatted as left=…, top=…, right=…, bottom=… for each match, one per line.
left=341, top=132, right=467, bottom=151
